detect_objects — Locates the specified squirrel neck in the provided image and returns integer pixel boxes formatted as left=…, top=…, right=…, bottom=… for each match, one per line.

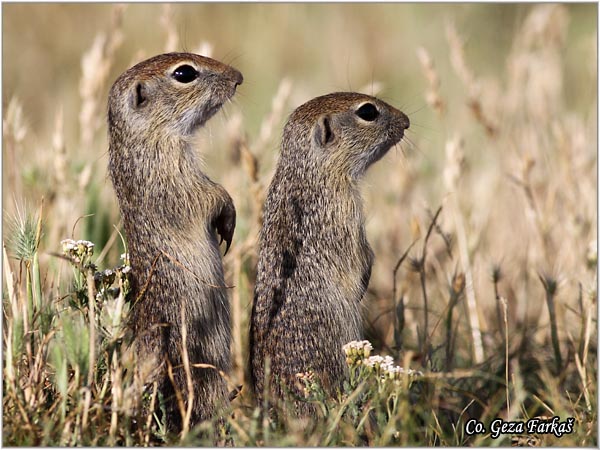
left=268, top=157, right=365, bottom=239
left=277, top=140, right=362, bottom=202
left=109, top=135, right=214, bottom=232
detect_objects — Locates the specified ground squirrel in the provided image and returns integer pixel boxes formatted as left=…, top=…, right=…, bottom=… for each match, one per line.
left=249, top=92, right=410, bottom=414
left=107, top=52, right=242, bottom=430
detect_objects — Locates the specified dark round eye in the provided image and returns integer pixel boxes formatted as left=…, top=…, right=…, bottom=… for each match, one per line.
left=355, top=103, right=379, bottom=121
left=172, top=64, right=199, bottom=83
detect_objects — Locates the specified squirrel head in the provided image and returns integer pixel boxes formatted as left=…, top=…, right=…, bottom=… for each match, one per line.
left=108, top=52, right=242, bottom=145
left=282, top=92, right=410, bottom=180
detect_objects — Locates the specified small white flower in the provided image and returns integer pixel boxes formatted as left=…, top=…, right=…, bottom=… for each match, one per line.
left=383, top=364, right=423, bottom=381
left=76, top=239, right=94, bottom=248
left=75, top=240, right=94, bottom=256
left=381, top=355, right=394, bottom=367
left=342, top=340, right=373, bottom=357
left=364, top=355, right=386, bottom=367
left=60, top=238, right=77, bottom=252
left=61, top=238, right=95, bottom=258
left=386, top=365, right=401, bottom=374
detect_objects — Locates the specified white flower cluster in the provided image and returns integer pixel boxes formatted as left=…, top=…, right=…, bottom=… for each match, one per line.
left=382, top=364, right=423, bottom=381
left=363, top=355, right=395, bottom=369
left=61, top=238, right=95, bottom=263
left=344, top=339, right=422, bottom=383
left=343, top=340, right=373, bottom=359
left=365, top=354, right=423, bottom=382
left=94, top=265, right=130, bottom=282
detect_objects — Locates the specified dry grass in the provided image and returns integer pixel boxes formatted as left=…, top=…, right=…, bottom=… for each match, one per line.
left=2, top=3, right=597, bottom=446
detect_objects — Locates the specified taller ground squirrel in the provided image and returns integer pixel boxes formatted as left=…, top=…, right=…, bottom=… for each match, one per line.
left=107, top=52, right=242, bottom=430
left=250, top=92, right=409, bottom=415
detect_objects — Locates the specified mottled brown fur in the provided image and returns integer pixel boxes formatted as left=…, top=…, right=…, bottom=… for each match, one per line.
left=250, top=92, right=409, bottom=415
left=107, top=52, right=242, bottom=430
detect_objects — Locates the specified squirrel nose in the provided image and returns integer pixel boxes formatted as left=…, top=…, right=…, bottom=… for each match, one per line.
left=401, top=111, right=410, bottom=130
left=230, top=69, right=243, bottom=87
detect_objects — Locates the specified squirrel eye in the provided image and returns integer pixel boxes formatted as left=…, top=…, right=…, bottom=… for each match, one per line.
left=172, top=65, right=199, bottom=83
left=355, top=103, right=379, bottom=121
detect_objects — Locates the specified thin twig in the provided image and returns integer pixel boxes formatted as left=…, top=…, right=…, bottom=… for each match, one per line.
left=500, top=296, right=510, bottom=415
left=420, top=206, right=443, bottom=357
left=391, top=239, right=417, bottom=351
left=81, top=267, right=97, bottom=432
left=449, top=194, right=485, bottom=364
left=179, top=306, right=193, bottom=438
left=231, top=252, right=244, bottom=385
left=95, top=219, right=123, bottom=264
left=539, top=273, right=562, bottom=373
left=144, top=382, right=158, bottom=446
left=166, top=359, right=187, bottom=438
left=109, top=352, right=120, bottom=444
left=392, top=239, right=418, bottom=304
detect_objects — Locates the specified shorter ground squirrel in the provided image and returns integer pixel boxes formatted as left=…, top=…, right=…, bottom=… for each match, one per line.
left=250, top=92, right=409, bottom=415
left=107, top=52, right=242, bottom=430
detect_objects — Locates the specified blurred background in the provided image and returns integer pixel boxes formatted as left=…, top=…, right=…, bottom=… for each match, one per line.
left=3, top=2, right=597, bottom=394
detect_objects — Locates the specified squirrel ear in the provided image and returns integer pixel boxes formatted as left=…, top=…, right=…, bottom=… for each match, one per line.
left=131, top=82, right=148, bottom=109
left=313, top=115, right=335, bottom=147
